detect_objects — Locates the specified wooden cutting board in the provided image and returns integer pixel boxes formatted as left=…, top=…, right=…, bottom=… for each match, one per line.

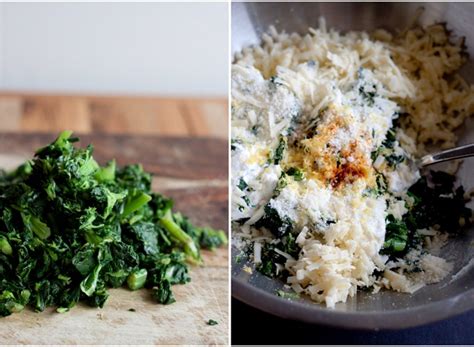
left=0, top=133, right=229, bottom=345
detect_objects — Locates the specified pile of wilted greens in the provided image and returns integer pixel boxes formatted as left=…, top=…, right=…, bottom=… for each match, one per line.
left=0, top=131, right=226, bottom=317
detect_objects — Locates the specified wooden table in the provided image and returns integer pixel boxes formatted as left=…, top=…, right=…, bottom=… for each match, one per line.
left=0, top=133, right=229, bottom=345
left=0, top=93, right=228, bottom=138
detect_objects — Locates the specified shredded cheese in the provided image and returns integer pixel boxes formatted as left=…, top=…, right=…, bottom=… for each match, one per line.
left=232, top=19, right=471, bottom=308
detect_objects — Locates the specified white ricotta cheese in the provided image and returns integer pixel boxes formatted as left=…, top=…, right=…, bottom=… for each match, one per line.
left=231, top=20, right=465, bottom=308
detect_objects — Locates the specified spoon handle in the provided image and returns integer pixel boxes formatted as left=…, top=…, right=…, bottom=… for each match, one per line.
left=420, top=143, right=474, bottom=167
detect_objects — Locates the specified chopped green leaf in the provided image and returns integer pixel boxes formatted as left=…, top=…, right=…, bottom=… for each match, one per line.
left=286, top=167, right=304, bottom=181
left=276, top=290, right=300, bottom=300
left=273, top=136, right=287, bottom=165
left=0, top=132, right=225, bottom=317
left=238, top=177, right=248, bottom=191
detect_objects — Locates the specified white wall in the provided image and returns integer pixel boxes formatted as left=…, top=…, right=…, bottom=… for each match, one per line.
left=0, top=2, right=228, bottom=97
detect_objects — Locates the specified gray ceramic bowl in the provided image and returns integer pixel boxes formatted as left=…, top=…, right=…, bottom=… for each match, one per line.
left=231, top=2, right=474, bottom=330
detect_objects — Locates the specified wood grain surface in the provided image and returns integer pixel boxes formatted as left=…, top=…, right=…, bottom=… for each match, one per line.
left=0, top=132, right=229, bottom=345
left=0, top=93, right=228, bottom=139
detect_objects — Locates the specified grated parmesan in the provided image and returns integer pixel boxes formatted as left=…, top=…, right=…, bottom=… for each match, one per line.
left=232, top=18, right=472, bottom=308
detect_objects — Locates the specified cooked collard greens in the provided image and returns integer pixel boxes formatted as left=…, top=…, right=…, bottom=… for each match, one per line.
left=0, top=131, right=227, bottom=317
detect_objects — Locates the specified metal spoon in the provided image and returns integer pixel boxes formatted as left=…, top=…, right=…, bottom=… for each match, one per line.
left=419, top=143, right=474, bottom=167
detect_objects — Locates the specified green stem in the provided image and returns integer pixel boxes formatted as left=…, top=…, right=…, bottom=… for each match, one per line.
left=127, top=269, right=148, bottom=291
left=0, top=236, right=12, bottom=255
left=122, top=192, right=152, bottom=218
left=160, top=210, right=201, bottom=264
left=95, top=159, right=116, bottom=182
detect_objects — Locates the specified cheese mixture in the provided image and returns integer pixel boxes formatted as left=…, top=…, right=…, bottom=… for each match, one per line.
left=231, top=20, right=474, bottom=308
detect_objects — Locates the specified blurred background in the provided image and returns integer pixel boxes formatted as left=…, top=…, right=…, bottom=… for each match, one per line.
left=0, top=2, right=228, bottom=138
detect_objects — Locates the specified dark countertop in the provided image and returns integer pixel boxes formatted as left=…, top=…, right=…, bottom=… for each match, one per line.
left=232, top=298, right=474, bottom=344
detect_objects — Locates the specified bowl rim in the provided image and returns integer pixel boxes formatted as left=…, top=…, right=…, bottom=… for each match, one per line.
left=232, top=274, right=474, bottom=330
